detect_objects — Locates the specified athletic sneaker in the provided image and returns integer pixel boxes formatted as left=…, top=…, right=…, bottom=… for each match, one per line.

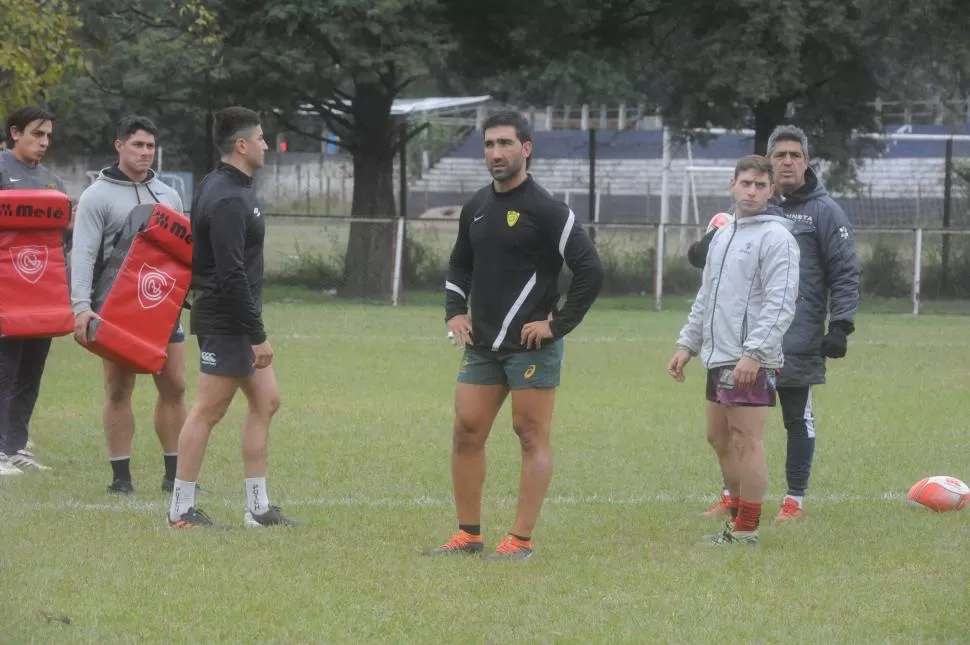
left=0, top=453, right=23, bottom=476
left=706, top=522, right=758, bottom=546
left=426, top=530, right=484, bottom=555
left=243, top=505, right=302, bottom=528
left=485, top=535, right=534, bottom=560
left=9, top=450, right=51, bottom=471
left=774, top=496, right=804, bottom=522
left=702, top=491, right=731, bottom=517
left=169, top=507, right=223, bottom=529
left=107, top=479, right=134, bottom=495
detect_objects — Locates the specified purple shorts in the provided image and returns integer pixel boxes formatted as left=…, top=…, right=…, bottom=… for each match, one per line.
left=705, top=365, right=778, bottom=407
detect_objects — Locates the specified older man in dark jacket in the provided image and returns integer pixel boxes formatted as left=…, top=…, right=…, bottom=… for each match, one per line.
left=689, top=126, right=861, bottom=521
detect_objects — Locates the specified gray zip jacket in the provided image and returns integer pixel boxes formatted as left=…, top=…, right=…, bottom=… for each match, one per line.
left=677, top=204, right=800, bottom=369
left=70, top=165, right=183, bottom=315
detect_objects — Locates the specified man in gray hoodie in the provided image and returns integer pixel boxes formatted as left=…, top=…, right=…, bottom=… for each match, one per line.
left=669, top=155, right=800, bottom=545
left=689, top=126, right=861, bottom=521
left=70, top=115, right=187, bottom=494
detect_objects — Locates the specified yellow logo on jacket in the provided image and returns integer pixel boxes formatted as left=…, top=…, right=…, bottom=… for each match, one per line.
left=506, top=210, right=520, bottom=227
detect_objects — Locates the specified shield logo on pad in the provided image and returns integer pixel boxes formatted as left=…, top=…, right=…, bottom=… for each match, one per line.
left=9, top=246, right=49, bottom=284
left=137, top=263, right=176, bottom=309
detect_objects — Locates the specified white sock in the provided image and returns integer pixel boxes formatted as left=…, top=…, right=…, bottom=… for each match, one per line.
left=169, top=479, right=196, bottom=522
left=785, top=494, right=804, bottom=508
left=246, top=477, right=270, bottom=514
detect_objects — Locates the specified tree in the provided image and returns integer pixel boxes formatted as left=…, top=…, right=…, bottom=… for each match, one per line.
left=192, top=0, right=451, bottom=297
left=866, top=0, right=970, bottom=124
left=46, top=0, right=242, bottom=179
left=440, top=0, right=675, bottom=105
left=0, top=0, right=83, bottom=115
left=551, top=0, right=970, bottom=190
left=642, top=1, right=886, bottom=166
left=212, top=0, right=678, bottom=297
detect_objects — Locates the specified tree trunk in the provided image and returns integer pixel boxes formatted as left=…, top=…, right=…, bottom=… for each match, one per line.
left=341, top=82, right=397, bottom=298
left=753, top=100, right=788, bottom=155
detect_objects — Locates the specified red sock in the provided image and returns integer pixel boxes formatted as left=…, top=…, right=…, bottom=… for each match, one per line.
left=728, top=495, right=741, bottom=519
left=734, top=499, right=762, bottom=532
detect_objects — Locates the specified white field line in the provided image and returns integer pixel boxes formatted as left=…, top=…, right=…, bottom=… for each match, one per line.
left=3, top=491, right=908, bottom=514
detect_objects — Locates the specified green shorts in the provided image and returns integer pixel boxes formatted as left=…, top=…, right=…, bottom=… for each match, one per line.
left=457, top=339, right=564, bottom=389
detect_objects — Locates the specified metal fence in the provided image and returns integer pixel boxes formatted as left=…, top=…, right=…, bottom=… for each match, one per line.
left=263, top=215, right=970, bottom=314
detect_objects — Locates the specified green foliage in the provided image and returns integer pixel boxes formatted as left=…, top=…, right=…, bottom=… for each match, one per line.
left=861, top=243, right=910, bottom=298
left=403, top=234, right=444, bottom=290
left=920, top=236, right=970, bottom=299
left=268, top=241, right=344, bottom=290
left=0, top=0, right=83, bottom=115
left=649, top=0, right=886, bottom=184
left=43, top=1, right=234, bottom=175
left=215, top=0, right=453, bottom=152
left=860, top=236, right=970, bottom=300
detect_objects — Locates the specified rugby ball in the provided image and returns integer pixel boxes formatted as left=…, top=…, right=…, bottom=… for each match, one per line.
left=907, top=476, right=970, bottom=512
left=706, top=212, right=735, bottom=233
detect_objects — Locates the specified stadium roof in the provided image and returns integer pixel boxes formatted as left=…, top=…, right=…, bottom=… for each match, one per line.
left=390, top=96, right=491, bottom=115
left=292, top=95, right=493, bottom=121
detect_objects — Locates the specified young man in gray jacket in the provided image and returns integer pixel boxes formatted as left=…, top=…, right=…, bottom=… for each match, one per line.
left=669, top=155, right=800, bottom=545
left=70, top=116, right=187, bottom=494
left=691, top=126, right=861, bottom=521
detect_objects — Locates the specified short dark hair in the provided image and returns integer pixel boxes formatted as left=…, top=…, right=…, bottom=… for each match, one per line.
left=116, top=115, right=158, bottom=142
left=482, top=110, right=533, bottom=168
left=482, top=110, right=532, bottom=146
left=734, top=154, right=774, bottom=181
left=5, top=106, right=55, bottom=147
left=213, top=106, right=261, bottom=157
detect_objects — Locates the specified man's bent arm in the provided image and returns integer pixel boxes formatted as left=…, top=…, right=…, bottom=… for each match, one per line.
left=445, top=205, right=473, bottom=322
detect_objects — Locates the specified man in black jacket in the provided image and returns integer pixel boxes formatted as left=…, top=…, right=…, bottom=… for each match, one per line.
left=167, top=106, right=298, bottom=529
left=428, top=110, right=604, bottom=559
left=689, top=125, right=860, bottom=521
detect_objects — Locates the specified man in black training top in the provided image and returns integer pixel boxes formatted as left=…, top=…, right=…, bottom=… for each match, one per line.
left=429, top=110, right=604, bottom=560
left=167, top=106, right=299, bottom=529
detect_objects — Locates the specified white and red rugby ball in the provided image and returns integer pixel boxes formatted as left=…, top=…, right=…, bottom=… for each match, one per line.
left=907, top=476, right=970, bottom=512
left=706, top=212, right=735, bottom=233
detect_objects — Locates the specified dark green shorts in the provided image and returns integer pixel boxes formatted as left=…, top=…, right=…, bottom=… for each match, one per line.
left=457, top=339, right=564, bottom=389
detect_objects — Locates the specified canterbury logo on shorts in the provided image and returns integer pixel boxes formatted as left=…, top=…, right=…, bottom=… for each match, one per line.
left=200, top=351, right=217, bottom=366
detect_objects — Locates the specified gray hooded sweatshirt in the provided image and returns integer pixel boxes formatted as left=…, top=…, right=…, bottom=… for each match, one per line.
left=678, top=204, right=800, bottom=370
left=70, top=165, right=183, bottom=315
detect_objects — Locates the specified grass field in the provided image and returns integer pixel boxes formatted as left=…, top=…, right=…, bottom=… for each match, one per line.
left=2, top=293, right=969, bottom=644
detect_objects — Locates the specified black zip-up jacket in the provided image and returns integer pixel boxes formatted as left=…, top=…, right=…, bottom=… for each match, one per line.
left=189, top=163, right=266, bottom=344
left=445, top=175, right=604, bottom=352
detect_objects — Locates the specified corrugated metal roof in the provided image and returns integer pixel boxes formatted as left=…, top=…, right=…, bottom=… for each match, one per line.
left=390, top=96, right=491, bottom=114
